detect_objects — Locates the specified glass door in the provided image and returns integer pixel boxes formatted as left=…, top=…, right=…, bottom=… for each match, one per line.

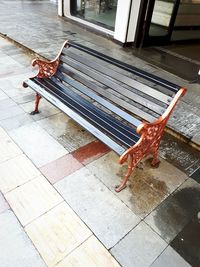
left=135, top=0, right=180, bottom=46
left=70, top=0, right=118, bottom=30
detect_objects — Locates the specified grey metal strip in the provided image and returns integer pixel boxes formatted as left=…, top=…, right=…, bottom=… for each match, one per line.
left=59, top=58, right=157, bottom=122
left=26, top=79, right=127, bottom=155
left=62, top=48, right=172, bottom=104
left=56, top=68, right=142, bottom=127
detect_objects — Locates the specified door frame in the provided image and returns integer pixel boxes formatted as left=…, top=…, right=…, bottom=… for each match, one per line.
left=135, top=0, right=180, bottom=47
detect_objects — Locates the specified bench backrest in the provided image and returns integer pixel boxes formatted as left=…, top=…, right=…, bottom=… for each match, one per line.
left=55, top=41, right=182, bottom=128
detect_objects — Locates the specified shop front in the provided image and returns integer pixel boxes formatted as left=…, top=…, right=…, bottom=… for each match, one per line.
left=60, top=0, right=141, bottom=44
left=59, top=0, right=200, bottom=46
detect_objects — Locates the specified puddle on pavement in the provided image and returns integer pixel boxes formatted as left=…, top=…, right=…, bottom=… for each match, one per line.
left=117, top=159, right=168, bottom=217
left=170, top=213, right=200, bottom=267
left=160, top=133, right=200, bottom=175
left=152, top=186, right=200, bottom=242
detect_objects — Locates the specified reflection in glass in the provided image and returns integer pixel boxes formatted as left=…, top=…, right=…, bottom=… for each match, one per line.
left=71, top=0, right=118, bottom=30
left=149, top=0, right=176, bottom=37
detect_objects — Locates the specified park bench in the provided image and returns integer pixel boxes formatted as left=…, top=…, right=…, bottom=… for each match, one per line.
left=23, top=40, right=186, bottom=192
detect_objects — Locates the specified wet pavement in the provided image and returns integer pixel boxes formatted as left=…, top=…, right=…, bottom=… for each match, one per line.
left=0, top=1, right=200, bottom=266
left=0, top=36, right=200, bottom=267
left=0, top=0, right=200, bottom=149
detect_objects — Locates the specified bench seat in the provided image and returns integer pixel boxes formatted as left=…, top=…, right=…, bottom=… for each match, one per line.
left=26, top=76, right=140, bottom=155
left=23, top=40, right=186, bottom=192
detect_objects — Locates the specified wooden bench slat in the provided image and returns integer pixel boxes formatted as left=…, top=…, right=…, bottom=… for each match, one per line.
left=67, top=41, right=180, bottom=93
left=62, top=49, right=172, bottom=105
left=60, top=55, right=165, bottom=115
left=53, top=73, right=140, bottom=140
left=56, top=68, right=142, bottom=127
left=33, top=78, right=139, bottom=148
left=59, top=59, right=157, bottom=122
left=26, top=79, right=126, bottom=155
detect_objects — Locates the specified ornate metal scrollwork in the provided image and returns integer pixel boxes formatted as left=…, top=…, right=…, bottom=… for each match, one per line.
left=32, top=59, right=59, bottom=78
left=115, top=88, right=186, bottom=192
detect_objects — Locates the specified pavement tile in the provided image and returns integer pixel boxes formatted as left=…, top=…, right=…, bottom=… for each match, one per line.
left=0, top=112, right=33, bottom=131
left=191, top=166, right=200, bottom=183
left=56, top=235, right=121, bottom=267
left=9, top=122, right=68, bottom=167
left=86, top=152, right=169, bottom=218
left=0, top=98, right=25, bottom=121
left=72, top=140, right=110, bottom=165
left=55, top=167, right=140, bottom=249
left=20, top=99, right=60, bottom=120
left=37, top=113, right=96, bottom=152
left=0, top=58, right=23, bottom=77
left=36, top=113, right=72, bottom=138
left=5, top=175, right=63, bottom=226
left=160, top=133, right=200, bottom=174
left=192, top=132, right=200, bottom=146
left=40, top=154, right=83, bottom=184
left=14, top=92, right=35, bottom=105
left=0, top=54, right=23, bottom=68
left=0, top=89, right=8, bottom=101
left=25, top=202, right=92, bottom=267
left=186, top=159, right=200, bottom=177
left=111, top=221, right=167, bottom=267
left=139, top=158, right=188, bottom=194
left=0, top=154, right=40, bottom=194
left=170, top=215, right=200, bottom=267
left=0, top=210, right=46, bottom=267
left=151, top=245, right=191, bottom=267
left=168, top=102, right=200, bottom=139
left=0, top=98, right=17, bottom=109
left=0, top=127, right=22, bottom=163
left=0, top=74, right=33, bottom=98
left=145, top=178, right=200, bottom=243
left=0, top=63, right=33, bottom=79
left=0, top=192, right=9, bottom=214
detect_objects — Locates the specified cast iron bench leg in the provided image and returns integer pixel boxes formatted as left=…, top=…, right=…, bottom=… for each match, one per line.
left=30, top=93, right=41, bottom=115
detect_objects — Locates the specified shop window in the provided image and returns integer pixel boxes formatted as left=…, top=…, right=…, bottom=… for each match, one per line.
left=70, top=0, right=118, bottom=30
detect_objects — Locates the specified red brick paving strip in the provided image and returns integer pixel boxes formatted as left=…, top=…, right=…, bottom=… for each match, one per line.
left=40, top=154, right=83, bottom=184
left=72, top=140, right=110, bottom=165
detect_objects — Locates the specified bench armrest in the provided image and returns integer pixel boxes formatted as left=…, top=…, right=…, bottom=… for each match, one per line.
left=119, top=87, right=186, bottom=165
left=32, top=58, right=60, bottom=78
left=32, top=40, right=69, bottom=78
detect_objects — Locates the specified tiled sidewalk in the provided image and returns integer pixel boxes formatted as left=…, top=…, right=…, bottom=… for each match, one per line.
left=0, top=37, right=199, bottom=267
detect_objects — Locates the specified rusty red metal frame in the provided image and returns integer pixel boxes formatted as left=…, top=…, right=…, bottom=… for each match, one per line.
left=24, top=41, right=69, bottom=113
left=32, top=40, right=69, bottom=78
left=115, top=87, right=187, bottom=192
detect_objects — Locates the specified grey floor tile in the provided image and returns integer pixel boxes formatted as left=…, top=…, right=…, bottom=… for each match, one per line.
left=111, top=221, right=167, bottom=267
left=170, top=215, right=200, bottom=267
left=151, top=246, right=191, bottom=267
left=145, top=178, right=200, bottom=243
left=0, top=105, right=25, bottom=121
left=160, top=133, right=200, bottom=175
left=87, top=152, right=186, bottom=218
left=0, top=192, right=9, bottom=214
left=0, top=210, right=46, bottom=267
left=55, top=167, right=140, bottom=249
left=20, top=99, right=60, bottom=120
left=0, top=98, right=25, bottom=121
left=37, top=113, right=95, bottom=152
left=190, top=166, right=200, bottom=183
left=0, top=112, right=33, bottom=131
left=9, top=122, right=68, bottom=167
left=0, top=89, right=8, bottom=101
